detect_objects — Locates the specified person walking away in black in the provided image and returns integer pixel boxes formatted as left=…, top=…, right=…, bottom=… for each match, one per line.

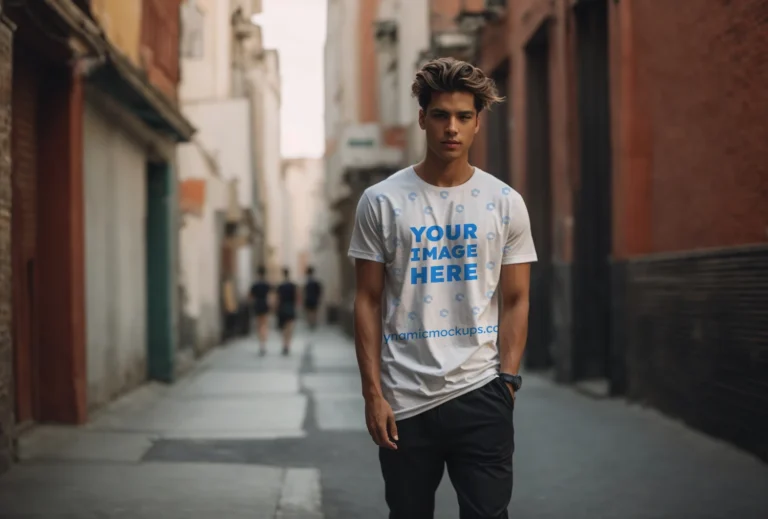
left=303, top=266, right=323, bottom=330
left=276, top=267, right=298, bottom=355
left=249, top=266, right=271, bottom=356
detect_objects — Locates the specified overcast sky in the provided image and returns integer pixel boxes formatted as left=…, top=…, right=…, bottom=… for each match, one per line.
left=252, top=0, right=328, bottom=159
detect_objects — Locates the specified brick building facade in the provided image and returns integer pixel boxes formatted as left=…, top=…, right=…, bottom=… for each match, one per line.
left=0, top=0, right=14, bottom=474
left=467, top=0, right=768, bottom=460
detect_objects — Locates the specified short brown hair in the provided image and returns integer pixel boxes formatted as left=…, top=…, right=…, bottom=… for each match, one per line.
left=411, top=57, right=504, bottom=113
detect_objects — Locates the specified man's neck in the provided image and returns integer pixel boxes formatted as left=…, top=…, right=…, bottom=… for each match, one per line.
left=415, top=152, right=474, bottom=188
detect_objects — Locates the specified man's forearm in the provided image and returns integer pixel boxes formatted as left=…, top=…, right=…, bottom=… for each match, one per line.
left=354, top=296, right=383, bottom=400
left=498, top=298, right=530, bottom=374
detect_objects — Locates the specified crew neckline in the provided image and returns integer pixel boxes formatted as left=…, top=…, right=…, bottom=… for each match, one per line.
left=408, top=165, right=480, bottom=192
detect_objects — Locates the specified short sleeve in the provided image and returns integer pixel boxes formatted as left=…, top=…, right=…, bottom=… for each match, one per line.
left=502, top=193, right=538, bottom=265
left=348, top=191, right=386, bottom=263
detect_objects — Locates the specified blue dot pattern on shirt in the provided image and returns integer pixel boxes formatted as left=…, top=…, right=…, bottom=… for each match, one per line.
left=346, top=166, right=540, bottom=423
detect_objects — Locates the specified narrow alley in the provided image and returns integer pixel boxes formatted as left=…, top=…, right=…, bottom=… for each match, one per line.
left=1, top=323, right=766, bottom=518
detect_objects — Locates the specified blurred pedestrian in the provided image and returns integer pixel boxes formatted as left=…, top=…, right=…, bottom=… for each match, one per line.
left=348, top=58, right=537, bottom=518
left=276, top=267, right=298, bottom=355
left=249, top=266, right=271, bottom=356
left=303, top=266, right=323, bottom=330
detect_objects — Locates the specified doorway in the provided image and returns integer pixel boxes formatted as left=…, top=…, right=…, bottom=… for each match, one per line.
left=146, top=162, right=175, bottom=382
left=524, top=25, right=554, bottom=370
left=11, top=46, right=42, bottom=427
left=486, top=60, right=511, bottom=182
left=573, top=0, right=612, bottom=382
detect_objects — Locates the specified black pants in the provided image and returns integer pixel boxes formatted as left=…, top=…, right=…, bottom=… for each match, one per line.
left=379, top=377, right=515, bottom=519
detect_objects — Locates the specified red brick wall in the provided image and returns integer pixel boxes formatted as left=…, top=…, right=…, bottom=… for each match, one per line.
left=609, top=0, right=653, bottom=258
left=141, top=0, right=181, bottom=101
left=623, top=0, right=768, bottom=254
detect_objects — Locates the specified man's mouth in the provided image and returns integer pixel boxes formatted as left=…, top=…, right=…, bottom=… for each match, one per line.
left=442, top=140, right=461, bottom=147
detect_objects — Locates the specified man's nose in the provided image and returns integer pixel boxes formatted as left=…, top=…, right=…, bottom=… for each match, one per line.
left=445, top=118, right=458, bottom=134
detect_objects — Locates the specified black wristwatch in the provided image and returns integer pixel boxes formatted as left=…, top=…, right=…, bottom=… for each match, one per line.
left=499, top=372, right=522, bottom=391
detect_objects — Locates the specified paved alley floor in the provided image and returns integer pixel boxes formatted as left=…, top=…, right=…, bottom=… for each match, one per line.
left=1, top=323, right=768, bottom=518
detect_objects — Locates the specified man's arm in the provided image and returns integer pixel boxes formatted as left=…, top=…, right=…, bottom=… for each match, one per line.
left=498, top=263, right=532, bottom=392
left=353, top=258, right=398, bottom=449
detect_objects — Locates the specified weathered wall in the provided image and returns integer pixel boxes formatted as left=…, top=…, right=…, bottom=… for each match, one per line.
left=0, top=2, right=15, bottom=474
left=83, top=100, right=148, bottom=410
left=90, top=0, right=143, bottom=65
left=612, top=0, right=768, bottom=462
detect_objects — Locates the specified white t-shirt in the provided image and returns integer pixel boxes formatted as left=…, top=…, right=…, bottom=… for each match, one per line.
left=348, top=166, right=538, bottom=421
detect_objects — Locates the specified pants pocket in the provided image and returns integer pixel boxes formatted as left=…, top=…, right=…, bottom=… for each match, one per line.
left=493, top=377, right=516, bottom=410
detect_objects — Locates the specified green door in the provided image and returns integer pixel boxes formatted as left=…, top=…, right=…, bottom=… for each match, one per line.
left=146, top=162, right=176, bottom=382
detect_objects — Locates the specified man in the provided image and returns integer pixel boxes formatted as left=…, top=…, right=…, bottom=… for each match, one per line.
left=249, top=266, right=272, bottom=356
left=276, top=267, right=298, bottom=356
left=303, top=266, right=323, bottom=330
left=348, top=57, right=537, bottom=519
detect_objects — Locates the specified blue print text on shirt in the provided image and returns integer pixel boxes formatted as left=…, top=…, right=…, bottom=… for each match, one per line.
left=384, top=324, right=499, bottom=343
left=409, top=223, right=479, bottom=285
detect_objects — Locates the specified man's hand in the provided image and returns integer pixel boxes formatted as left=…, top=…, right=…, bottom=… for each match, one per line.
left=505, top=382, right=517, bottom=401
left=365, top=395, right=398, bottom=450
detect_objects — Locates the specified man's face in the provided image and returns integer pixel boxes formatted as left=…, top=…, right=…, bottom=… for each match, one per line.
left=419, top=91, right=479, bottom=162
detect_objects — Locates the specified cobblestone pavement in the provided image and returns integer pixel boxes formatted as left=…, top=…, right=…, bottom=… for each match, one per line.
left=2, top=323, right=767, bottom=518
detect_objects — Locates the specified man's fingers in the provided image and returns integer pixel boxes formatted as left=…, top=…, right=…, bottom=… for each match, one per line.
left=387, top=414, right=399, bottom=442
left=377, top=421, right=397, bottom=450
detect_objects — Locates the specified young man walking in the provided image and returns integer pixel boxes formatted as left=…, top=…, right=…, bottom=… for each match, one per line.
left=276, top=267, right=298, bottom=356
left=348, top=57, right=537, bottom=519
left=249, top=266, right=272, bottom=356
left=303, top=266, right=323, bottom=330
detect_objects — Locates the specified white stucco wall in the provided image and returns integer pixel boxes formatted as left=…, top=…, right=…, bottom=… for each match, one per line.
left=179, top=0, right=232, bottom=102
left=83, top=101, right=148, bottom=409
left=255, top=49, right=283, bottom=282
left=176, top=142, right=230, bottom=352
left=182, top=98, right=254, bottom=297
left=396, top=0, right=429, bottom=126
left=282, top=158, right=324, bottom=277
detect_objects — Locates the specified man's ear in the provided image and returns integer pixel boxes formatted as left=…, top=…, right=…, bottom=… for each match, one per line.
left=474, top=112, right=481, bottom=135
left=418, top=109, right=426, bottom=129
